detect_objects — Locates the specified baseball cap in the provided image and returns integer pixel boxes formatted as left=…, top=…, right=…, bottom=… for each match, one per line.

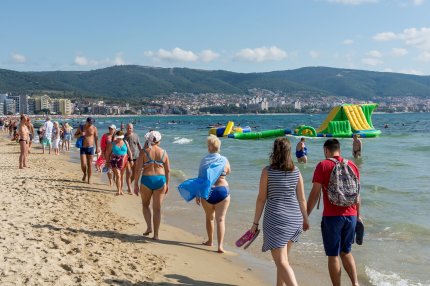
left=86, top=117, right=95, bottom=124
left=109, top=124, right=116, bottom=130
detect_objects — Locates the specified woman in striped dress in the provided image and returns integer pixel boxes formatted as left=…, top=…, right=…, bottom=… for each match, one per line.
left=251, top=137, right=309, bottom=286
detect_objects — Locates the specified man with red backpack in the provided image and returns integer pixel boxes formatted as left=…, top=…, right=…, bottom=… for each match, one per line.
left=307, top=139, right=362, bottom=286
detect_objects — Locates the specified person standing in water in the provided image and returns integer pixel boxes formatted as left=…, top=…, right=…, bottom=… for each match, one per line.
left=352, top=134, right=362, bottom=159
left=307, top=139, right=361, bottom=286
left=75, top=117, right=99, bottom=184
left=295, top=137, right=308, bottom=163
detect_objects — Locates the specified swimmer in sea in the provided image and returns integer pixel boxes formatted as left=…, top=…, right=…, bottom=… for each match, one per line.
left=352, top=134, right=362, bottom=159
left=295, top=137, right=308, bottom=163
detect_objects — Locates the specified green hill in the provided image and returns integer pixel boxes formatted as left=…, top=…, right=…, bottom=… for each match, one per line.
left=1, top=65, right=429, bottom=101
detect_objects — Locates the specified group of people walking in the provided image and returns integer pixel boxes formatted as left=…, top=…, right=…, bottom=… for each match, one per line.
left=9, top=115, right=363, bottom=286
left=177, top=133, right=362, bottom=286
left=250, top=137, right=362, bottom=286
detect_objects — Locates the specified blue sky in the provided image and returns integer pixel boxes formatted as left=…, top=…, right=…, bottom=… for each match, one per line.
left=1, top=0, right=429, bottom=75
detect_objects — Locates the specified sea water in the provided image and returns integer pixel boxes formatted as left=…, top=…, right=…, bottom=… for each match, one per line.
left=93, top=113, right=430, bottom=285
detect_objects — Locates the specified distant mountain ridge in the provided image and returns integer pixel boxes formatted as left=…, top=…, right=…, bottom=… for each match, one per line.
left=0, top=65, right=429, bottom=101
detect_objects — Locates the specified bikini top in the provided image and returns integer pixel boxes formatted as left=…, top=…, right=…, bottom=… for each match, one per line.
left=142, top=148, right=165, bottom=167
left=112, top=142, right=127, bottom=156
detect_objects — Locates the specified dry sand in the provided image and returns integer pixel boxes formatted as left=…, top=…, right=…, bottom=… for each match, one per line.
left=0, top=136, right=267, bottom=285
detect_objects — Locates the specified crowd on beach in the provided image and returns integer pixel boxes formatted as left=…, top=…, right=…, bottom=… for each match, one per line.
left=2, top=114, right=364, bottom=286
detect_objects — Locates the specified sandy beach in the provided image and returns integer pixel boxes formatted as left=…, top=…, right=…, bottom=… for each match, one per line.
left=0, top=136, right=267, bottom=285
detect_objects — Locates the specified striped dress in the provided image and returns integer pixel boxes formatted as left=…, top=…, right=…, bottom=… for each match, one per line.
left=262, top=166, right=303, bottom=252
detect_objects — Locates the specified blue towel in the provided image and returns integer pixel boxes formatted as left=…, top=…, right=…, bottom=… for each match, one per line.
left=178, top=153, right=227, bottom=202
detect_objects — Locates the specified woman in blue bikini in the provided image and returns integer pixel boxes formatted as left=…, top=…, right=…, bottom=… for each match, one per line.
left=106, top=130, right=132, bottom=196
left=134, top=131, right=170, bottom=240
left=196, top=135, right=231, bottom=253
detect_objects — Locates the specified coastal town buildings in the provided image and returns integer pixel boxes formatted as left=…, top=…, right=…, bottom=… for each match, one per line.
left=0, top=89, right=429, bottom=116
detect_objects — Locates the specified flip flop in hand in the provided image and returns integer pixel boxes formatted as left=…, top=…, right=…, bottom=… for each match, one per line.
left=244, top=229, right=260, bottom=250
left=235, top=230, right=254, bottom=247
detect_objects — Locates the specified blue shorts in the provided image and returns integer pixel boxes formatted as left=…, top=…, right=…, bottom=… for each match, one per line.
left=321, top=216, right=357, bottom=256
left=80, top=146, right=95, bottom=156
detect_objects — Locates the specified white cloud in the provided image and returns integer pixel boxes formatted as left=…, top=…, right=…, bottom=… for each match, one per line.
left=399, top=68, right=424, bottom=75
left=361, top=57, right=383, bottom=66
left=74, top=53, right=125, bottom=67
left=390, top=48, right=408, bottom=56
left=384, top=68, right=423, bottom=75
left=418, top=51, right=430, bottom=62
left=144, top=48, right=219, bottom=62
left=74, top=56, right=89, bottom=66
left=309, top=50, right=320, bottom=58
left=342, top=39, right=354, bottom=45
left=327, top=0, right=378, bottom=5
left=199, top=50, right=219, bottom=62
left=373, top=32, right=397, bottom=41
left=412, top=0, right=424, bottom=6
left=112, top=54, right=125, bottom=65
left=11, top=53, right=27, bottom=63
left=366, top=50, right=383, bottom=57
left=234, top=46, right=287, bottom=62
left=145, top=48, right=198, bottom=62
left=373, top=27, right=430, bottom=50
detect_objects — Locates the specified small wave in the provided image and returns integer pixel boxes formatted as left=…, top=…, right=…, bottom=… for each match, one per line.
left=173, top=137, right=193, bottom=144
left=169, top=169, right=188, bottom=181
left=365, top=266, right=425, bottom=286
left=408, top=145, right=430, bottom=152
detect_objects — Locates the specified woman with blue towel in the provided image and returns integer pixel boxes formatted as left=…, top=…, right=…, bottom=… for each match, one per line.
left=178, top=135, right=231, bottom=253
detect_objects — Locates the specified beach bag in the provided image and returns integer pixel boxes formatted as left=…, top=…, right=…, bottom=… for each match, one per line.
left=100, top=133, right=107, bottom=153
left=75, top=125, right=84, bottom=148
left=326, top=158, right=360, bottom=207
left=75, top=136, right=84, bottom=148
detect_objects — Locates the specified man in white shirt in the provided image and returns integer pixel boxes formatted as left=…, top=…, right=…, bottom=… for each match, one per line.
left=42, top=117, right=54, bottom=154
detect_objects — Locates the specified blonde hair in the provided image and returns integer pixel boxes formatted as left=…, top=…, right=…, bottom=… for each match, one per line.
left=207, top=135, right=221, bottom=153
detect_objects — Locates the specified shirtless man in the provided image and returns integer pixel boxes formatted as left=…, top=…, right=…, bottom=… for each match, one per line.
left=18, top=115, right=30, bottom=169
left=296, top=137, right=308, bottom=163
left=352, top=134, right=362, bottom=159
left=75, top=117, right=99, bottom=184
left=124, top=123, right=142, bottom=194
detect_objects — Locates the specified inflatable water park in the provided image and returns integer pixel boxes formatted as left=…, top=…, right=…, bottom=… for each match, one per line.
left=209, top=104, right=381, bottom=139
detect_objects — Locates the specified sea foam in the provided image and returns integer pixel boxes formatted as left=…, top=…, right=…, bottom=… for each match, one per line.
left=173, top=137, right=192, bottom=144
left=365, top=266, right=424, bottom=286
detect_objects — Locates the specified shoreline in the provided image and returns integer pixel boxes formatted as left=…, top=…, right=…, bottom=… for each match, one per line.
left=0, top=136, right=268, bottom=285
